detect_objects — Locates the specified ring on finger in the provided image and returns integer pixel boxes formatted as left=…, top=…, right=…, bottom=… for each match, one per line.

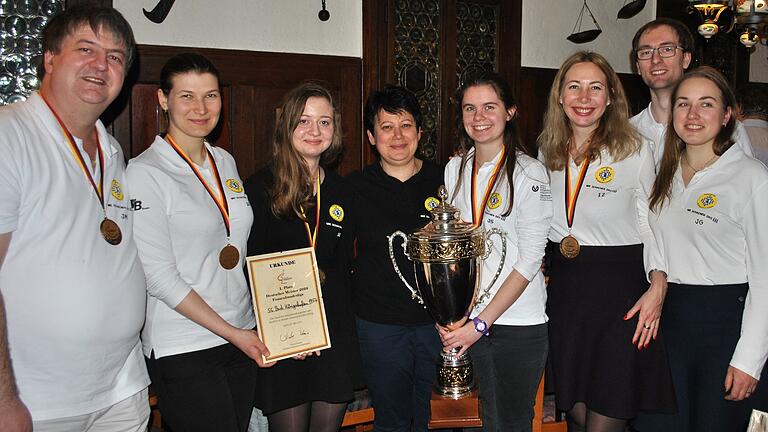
left=643, top=323, right=651, bottom=330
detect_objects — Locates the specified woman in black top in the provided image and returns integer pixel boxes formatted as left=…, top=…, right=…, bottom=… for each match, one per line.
left=347, top=85, right=443, bottom=432
left=244, top=82, right=362, bottom=432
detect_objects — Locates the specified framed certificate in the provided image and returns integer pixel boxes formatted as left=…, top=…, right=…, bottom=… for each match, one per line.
left=246, top=247, right=331, bottom=362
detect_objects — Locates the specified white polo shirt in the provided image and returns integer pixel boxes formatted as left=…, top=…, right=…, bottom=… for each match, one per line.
left=630, top=103, right=754, bottom=167
left=544, top=140, right=664, bottom=274
left=0, top=93, right=149, bottom=420
left=445, top=149, right=553, bottom=326
left=127, top=136, right=255, bottom=359
left=648, top=145, right=768, bottom=379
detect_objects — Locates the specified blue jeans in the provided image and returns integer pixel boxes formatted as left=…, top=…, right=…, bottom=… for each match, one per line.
left=467, top=323, right=548, bottom=432
left=356, top=318, right=441, bottom=432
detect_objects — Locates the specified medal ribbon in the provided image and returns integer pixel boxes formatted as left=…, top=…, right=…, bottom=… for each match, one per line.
left=470, top=146, right=506, bottom=227
left=40, top=94, right=106, bottom=213
left=301, top=173, right=322, bottom=248
left=166, top=134, right=231, bottom=240
left=564, top=158, right=591, bottom=230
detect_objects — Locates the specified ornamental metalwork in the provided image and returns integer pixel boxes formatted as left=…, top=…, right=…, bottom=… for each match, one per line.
left=0, top=0, right=62, bottom=105
left=456, top=1, right=498, bottom=86
left=394, top=0, right=441, bottom=161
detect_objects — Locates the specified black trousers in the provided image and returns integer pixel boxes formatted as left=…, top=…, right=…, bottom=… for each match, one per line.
left=147, top=343, right=258, bottom=432
left=634, top=283, right=768, bottom=432
left=466, top=323, right=549, bottom=432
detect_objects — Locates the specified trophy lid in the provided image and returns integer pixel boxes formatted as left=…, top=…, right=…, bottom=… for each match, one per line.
left=406, top=186, right=486, bottom=262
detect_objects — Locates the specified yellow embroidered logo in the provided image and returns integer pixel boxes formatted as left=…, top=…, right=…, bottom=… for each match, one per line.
left=488, top=192, right=502, bottom=210
left=110, top=179, right=124, bottom=201
left=225, top=179, right=243, bottom=193
left=595, top=166, right=615, bottom=184
left=329, top=204, right=344, bottom=222
left=424, top=197, right=440, bottom=212
left=697, top=193, right=717, bottom=209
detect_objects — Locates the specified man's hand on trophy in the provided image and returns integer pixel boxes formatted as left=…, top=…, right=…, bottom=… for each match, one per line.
left=437, top=322, right=483, bottom=357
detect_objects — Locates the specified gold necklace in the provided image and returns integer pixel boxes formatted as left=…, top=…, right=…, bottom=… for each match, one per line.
left=682, top=152, right=718, bottom=173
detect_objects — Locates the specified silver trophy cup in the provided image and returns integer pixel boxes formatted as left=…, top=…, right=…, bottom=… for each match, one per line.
left=388, top=186, right=506, bottom=398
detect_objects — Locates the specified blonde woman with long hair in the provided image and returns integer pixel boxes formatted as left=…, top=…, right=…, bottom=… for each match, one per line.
left=537, top=51, right=675, bottom=432
left=244, top=82, right=362, bottom=432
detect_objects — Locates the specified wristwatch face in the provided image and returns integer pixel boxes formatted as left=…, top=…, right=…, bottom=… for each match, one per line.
left=474, top=318, right=487, bottom=332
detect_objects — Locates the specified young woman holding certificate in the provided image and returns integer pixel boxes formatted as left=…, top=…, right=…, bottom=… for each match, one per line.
left=440, top=72, right=553, bottom=432
left=244, top=82, right=362, bottom=432
left=537, top=51, right=675, bottom=432
left=127, top=53, right=266, bottom=432
left=636, top=67, right=768, bottom=432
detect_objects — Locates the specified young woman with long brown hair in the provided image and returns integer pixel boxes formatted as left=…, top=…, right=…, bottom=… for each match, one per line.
left=636, top=66, right=768, bottom=432
left=441, top=71, right=553, bottom=432
left=244, top=82, right=362, bottom=432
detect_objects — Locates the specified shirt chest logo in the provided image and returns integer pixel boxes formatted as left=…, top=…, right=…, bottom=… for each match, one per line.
left=329, top=204, right=345, bottom=222
left=595, top=166, right=615, bottom=184
left=110, top=179, right=124, bottom=201
left=225, top=179, right=243, bottom=193
left=487, top=192, right=502, bottom=210
left=697, top=193, right=718, bottom=209
left=424, top=196, right=440, bottom=212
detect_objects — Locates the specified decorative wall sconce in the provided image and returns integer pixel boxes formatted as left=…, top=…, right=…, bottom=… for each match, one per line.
left=688, top=0, right=732, bottom=38
left=688, top=0, right=768, bottom=49
left=734, top=0, right=767, bottom=49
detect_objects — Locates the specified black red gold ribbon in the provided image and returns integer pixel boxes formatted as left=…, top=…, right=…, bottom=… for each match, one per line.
left=41, top=94, right=106, bottom=211
left=166, top=134, right=231, bottom=240
left=564, top=158, right=590, bottom=231
left=470, top=147, right=506, bottom=227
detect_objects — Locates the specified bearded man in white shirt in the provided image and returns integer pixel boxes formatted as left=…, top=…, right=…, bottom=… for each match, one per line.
left=629, top=18, right=753, bottom=167
left=0, top=5, right=149, bottom=432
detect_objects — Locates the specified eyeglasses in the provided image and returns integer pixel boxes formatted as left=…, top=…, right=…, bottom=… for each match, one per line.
left=636, top=45, right=682, bottom=60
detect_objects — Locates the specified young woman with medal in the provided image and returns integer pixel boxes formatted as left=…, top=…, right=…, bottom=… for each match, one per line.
left=127, top=53, right=266, bottom=432
left=537, top=51, right=676, bottom=432
left=244, top=82, right=363, bottom=432
left=441, top=72, right=553, bottom=431
left=636, top=67, right=768, bottom=432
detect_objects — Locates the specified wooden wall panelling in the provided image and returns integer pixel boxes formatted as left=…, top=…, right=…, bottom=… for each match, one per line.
left=110, top=45, right=362, bottom=179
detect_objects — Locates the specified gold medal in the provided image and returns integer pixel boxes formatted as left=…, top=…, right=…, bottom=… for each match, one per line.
left=559, top=235, right=580, bottom=259
left=219, top=244, right=240, bottom=270
left=100, top=218, right=122, bottom=245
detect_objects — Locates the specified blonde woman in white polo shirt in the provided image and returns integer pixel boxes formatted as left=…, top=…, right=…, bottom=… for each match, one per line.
left=127, top=53, right=269, bottom=432
left=441, top=71, right=553, bottom=432
left=638, top=67, right=768, bottom=432
left=537, top=51, right=676, bottom=432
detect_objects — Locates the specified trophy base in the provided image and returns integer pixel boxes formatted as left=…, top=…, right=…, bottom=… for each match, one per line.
left=428, top=389, right=482, bottom=429
left=435, top=348, right=475, bottom=398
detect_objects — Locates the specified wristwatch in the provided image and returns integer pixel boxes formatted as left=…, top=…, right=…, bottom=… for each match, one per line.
left=472, top=317, right=490, bottom=336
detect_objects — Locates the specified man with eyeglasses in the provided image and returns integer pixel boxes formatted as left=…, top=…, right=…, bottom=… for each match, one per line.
left=630, top=18, right=753, bottom=167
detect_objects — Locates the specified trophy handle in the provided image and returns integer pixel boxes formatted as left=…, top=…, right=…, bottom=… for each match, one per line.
left=475, top=228, right=508, bottom=307
left=387, top=231, right=424, bottom=304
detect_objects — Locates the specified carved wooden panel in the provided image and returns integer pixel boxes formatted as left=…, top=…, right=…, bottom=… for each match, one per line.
left=394, top=0, right=442, bottom=161
left=365, top=0, right=520, bottom=165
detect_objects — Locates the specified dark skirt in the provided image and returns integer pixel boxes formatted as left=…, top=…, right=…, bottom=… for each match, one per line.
left=634, top=283, right=768, bottom=432
left=546, top=242, right=677, bottom=419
